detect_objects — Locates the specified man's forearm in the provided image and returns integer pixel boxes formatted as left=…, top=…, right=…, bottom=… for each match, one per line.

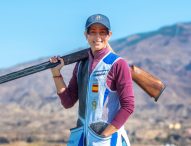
left=51, top=70, right=66, bottom=94
left=53, top=77, right=66, bottom=94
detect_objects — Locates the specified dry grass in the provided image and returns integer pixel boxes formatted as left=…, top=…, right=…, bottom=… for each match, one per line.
left=0, top=141, right=66, bottom=146
left=0, top=142, right=162, bottom=146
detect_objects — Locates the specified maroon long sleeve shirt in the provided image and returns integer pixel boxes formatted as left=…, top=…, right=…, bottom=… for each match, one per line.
left=58, top=47, right=134, bottom=129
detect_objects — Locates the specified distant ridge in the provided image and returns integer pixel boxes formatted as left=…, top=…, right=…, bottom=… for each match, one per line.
left=0, top=21, right=191, bottom=142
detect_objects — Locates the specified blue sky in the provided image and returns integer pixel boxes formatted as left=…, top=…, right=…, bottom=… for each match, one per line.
left=0, top=0, right=191, bottom=68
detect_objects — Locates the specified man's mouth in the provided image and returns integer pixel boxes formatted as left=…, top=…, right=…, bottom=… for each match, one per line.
left=93, top=41, right=103, bottom=43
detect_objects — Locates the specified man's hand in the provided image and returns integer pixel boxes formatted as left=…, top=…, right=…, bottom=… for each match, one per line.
left=101, top=124, right=118, bottom=137
left=49, top=56, right=65, bottom=76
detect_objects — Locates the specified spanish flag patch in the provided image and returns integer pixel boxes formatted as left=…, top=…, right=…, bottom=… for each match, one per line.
left=92, top=84, right=98, bottom=92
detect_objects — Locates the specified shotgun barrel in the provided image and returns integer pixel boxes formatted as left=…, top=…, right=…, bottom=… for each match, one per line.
left=0, top=49, right=89, bottom=84
left=0, top=48, right=165, bottom=101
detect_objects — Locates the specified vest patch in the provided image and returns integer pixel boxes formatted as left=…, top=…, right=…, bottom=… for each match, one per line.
left=93, top=69, right=109, bottom=77
left=92, top=84, right=98, bottom=92
left=92, top=100, right=97, bottom=110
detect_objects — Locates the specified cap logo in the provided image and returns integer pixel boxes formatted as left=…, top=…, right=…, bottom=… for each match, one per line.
left=96, top=15, right=101, bottom=21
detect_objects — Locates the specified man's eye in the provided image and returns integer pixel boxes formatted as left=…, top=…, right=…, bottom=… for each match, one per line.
left=88, top=30, right=108, bottom=36
left=100, top=31, right=107, bottom=35
left=89, top=31, right=96, bottom=34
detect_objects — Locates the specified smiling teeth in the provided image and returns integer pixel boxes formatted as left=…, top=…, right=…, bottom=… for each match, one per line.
left=94, top=41, right=102, bottom=43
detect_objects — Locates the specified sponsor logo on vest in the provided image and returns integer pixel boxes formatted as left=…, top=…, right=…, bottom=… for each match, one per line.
left=93, top=70, right=109, bottom=77
left=92, top=84, right=98, bottom=92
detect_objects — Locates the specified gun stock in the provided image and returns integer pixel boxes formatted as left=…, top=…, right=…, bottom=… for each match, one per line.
left=130, top=65, right=166, bottom=101
left=0, top=48, right=165, bottom=101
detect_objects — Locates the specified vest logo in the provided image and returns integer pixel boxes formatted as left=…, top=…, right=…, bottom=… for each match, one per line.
left=92, top=84, right=98, bottom=92
left=93, top=69, right=109, bottom=77
left=92, top=100, right=97, bottom=110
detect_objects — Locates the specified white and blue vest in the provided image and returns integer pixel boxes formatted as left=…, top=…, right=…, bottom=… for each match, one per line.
left=67, top=51, right=130, bottom=146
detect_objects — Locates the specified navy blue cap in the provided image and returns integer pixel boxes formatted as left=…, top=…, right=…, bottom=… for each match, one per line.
left=85, top=14, right=111, bottom=30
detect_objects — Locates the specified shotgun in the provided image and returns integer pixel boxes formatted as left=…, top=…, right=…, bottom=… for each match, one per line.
left=0, top=48, right=165, bottom=101
left=130, top=65, right=165, bottom=101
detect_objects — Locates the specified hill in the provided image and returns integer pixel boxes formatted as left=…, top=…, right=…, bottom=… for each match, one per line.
left=0, top=22, right=191, bottom=145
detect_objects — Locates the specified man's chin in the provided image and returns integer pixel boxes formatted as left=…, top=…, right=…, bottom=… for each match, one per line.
left=94, top=47, right=103, bottom=51
left=94, top=45, right=104, bottom=50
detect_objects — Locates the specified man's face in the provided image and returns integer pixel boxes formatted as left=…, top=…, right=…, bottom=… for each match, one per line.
left=85, top=23, right=112, bottom=52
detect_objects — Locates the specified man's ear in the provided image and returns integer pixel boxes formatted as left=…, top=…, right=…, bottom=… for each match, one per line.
left=84, top=31, right=88, bottom=39
left=107, top=31, right=112, bottom=40
left=109, top=31, right=112, bottom=37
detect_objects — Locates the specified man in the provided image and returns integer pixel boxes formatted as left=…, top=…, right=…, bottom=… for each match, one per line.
left=50, top=14, right=134, bottom=146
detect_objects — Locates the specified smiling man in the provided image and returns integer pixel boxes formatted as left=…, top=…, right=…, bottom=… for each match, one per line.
left=50, top=14, right=134, bottom=146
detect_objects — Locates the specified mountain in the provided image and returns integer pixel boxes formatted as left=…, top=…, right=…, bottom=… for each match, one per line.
left=112, top=22, right=191, bottom=106
left=0, top=22, right=191, bottom=144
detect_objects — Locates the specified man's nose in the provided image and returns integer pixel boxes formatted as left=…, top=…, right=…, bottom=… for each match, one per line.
left=94, top=32, right=102, bottom=37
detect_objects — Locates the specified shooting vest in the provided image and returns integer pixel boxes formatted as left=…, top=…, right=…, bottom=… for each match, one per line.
left=67, top=51, right=130, bottom=146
